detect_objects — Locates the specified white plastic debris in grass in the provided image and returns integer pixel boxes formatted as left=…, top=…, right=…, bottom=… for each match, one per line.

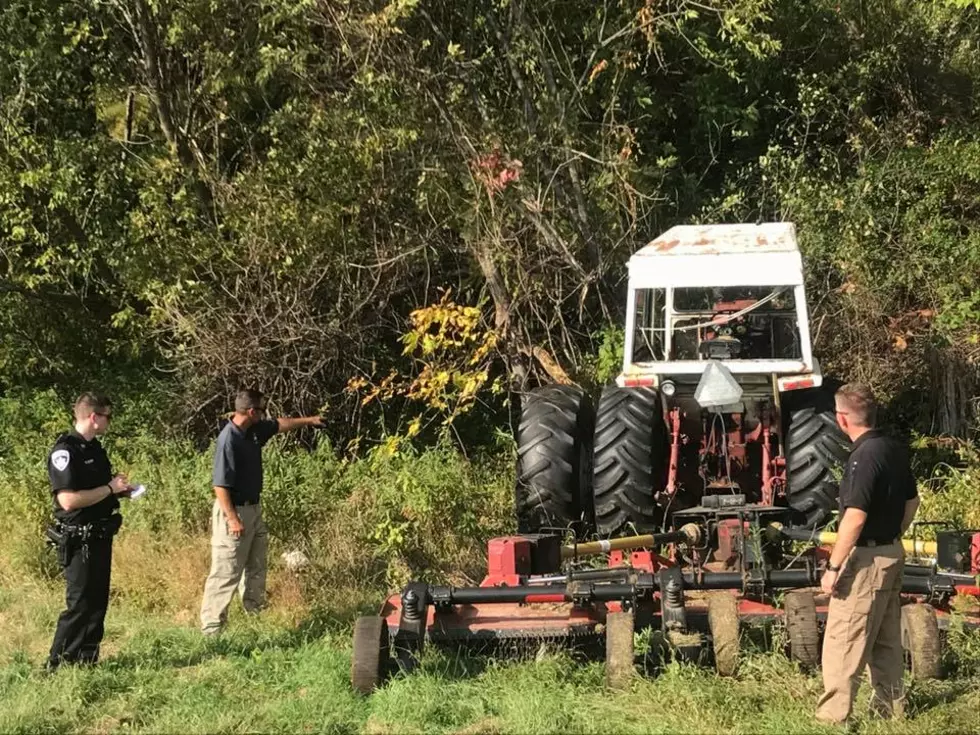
left=281, top=549, right=310, bottom=572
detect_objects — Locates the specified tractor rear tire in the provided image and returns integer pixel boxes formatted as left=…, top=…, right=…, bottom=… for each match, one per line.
left=352, top=616, right=390, bottom=694
left=707, top=592, right=740, bottom=676
left=591, top=387, right=667, bottom=536
left=902, top=603, right=943, bottom=680
left=783, top=590, right=821, bottom=669
left=784, top=388, right=851, bottom=528
left=515, top=384, right=594, bottom=536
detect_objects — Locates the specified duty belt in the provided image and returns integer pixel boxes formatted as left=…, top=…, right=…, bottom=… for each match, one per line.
left=46, top=515, right=123, bottom=565
left=55, top=514, right=123, bottom=540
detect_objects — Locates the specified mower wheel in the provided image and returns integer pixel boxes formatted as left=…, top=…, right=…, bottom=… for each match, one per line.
left=707, top=592, right=740, bottom=676
left=605, top=611, right=635, bottom=688
left=901, top=604, right=943, bottom=680
left=516, top=384, right=595, bottom=536
left=783, top=590, right=821, bottom=669
left=352, top=616, right=391, bottom=694
left=784, top=388, right=851, bottom=528
left=591, top=386, right=668, bottom=535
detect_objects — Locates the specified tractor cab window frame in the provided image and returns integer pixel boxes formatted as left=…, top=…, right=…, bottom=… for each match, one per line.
left=631, top=288, right=667, bottom=363
left=668, top=285, right=803, bottom=361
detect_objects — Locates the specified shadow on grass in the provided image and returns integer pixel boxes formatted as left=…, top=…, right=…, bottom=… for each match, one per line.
left=383, top=635, right=604, bottom=690
left=906, top=677, right=979, bottom=713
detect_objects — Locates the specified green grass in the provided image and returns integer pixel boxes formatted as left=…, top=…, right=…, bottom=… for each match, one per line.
left=2, top=393, right=979, bottom=733
left=1, top=577, right=979, bottom=734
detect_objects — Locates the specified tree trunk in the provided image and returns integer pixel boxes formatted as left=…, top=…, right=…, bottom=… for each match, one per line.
left=930, top=349, right=975, bottom=437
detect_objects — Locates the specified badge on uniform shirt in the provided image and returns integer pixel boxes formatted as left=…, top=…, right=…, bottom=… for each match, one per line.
left=52, top=450, right=70, bottom=472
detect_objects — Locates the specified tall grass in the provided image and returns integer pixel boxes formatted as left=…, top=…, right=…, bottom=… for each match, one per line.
left=0, top=389, right=514, bottom=609
left=1, top=590, right=978, bottom=735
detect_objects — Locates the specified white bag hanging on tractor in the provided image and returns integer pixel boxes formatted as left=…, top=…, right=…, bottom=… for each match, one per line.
left=694, top=361, right=743, bottom=410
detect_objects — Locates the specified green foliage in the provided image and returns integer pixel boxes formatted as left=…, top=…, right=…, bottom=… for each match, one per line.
left=1, top=0, right=979, bottom=436
left=0, top=389, right=68, bottom=577
left=333, top=442, right=512, bottom=586
left=0, top=389, right=512, bottom=585
left=581, top=324, right=626, bottom=387
left=916, top=441, right=980, bottom=532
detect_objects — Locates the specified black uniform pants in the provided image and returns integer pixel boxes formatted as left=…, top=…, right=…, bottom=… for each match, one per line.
left=48, top=536, right=113, bottom=668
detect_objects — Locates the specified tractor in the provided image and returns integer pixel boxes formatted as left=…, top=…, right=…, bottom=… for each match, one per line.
left=516, top=222, right=849, bottom=539
left=351, top=223, right=980, bottom=694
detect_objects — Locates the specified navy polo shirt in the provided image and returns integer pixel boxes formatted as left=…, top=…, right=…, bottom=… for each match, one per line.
left=212, top=419, right=279, bottom=505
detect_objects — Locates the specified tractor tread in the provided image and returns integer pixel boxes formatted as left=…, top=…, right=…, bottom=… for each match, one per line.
left=784, top=392, right=851, bottom=528
left=515, top=384, right=594, bottom=535
left=591, top=387, right=667, bottom=535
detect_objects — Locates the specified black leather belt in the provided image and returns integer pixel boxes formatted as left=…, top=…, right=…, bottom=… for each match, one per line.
left=237, top=499, right=259, bottom=506
left=855, top=537, right=898, bottom=548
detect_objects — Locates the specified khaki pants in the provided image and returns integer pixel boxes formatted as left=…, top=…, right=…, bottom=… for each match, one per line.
left=817, top=541, right=905, bottom=723
left=199, top=501, right=268, bottom=633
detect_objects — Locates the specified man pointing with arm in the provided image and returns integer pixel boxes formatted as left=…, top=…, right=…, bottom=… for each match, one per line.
left=200, top=389, right=322, bottom=635
left=816, top=383, right=920, bottom=724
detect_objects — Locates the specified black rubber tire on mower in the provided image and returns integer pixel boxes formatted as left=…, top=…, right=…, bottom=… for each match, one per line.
left=515, top=384, right=595, bottom=537
left=783, top=590, right=821, bottom=669
left=605, top=610, right=635, bottom=689
left=707, top=592, right=740, bottom=676
left=784, top=387, right=851, bottom=528
left=902, top=603, right=943, bottom=680
left=352, top=616, right=390, bottom=695
left=591, top=386, right=668, bottom=536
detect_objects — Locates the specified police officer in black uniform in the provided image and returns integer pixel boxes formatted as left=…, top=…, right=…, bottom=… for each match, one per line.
left=46, top=392, right=134, bottom=670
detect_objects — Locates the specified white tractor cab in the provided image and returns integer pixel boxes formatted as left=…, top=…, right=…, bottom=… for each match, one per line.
left=620, top=222, right=821, bottom=396
left=515, top=222, right=850, bottom=540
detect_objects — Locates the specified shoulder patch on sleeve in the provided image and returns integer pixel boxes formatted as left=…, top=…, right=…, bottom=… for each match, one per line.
left=52, top=449, right=70, bottom=472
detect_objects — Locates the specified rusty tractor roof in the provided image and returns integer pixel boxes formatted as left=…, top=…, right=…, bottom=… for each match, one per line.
left=634, top=223, right=798, bottom=258
left=628, top=223, right=803, bottom=288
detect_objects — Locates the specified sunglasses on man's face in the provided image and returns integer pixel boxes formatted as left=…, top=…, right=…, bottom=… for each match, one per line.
left=94, top=412, right=112, bottom=421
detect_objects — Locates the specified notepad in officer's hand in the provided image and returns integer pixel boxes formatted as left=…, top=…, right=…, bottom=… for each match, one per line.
left=128, top=484, right=147, bottom=500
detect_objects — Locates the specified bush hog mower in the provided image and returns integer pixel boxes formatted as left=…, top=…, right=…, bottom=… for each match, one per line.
left=351, top=223, right=980, bottom=693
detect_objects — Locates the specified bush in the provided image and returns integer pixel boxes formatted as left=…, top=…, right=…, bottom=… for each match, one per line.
left=0, top=389, right=515, bottom=598
left=0, top=389, right=69, bottom=578
left=914, top=440, right=980, bottom=534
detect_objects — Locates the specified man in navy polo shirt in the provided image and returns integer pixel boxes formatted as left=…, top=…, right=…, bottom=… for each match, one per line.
left=200, top=388, right=322, bottom=635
